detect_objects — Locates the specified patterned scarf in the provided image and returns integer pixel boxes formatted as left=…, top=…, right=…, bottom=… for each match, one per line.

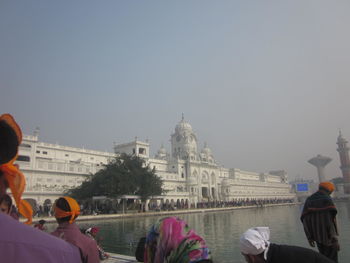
left=144, top=217, right=212, bottom=263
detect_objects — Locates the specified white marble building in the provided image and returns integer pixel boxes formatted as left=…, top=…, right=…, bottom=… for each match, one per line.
left=17, top=132, right=115, bottom=206
left=16, top=118, right=295, bottom=206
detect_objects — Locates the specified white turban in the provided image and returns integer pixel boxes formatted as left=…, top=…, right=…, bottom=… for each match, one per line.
left=240, top=227, right=270, bottom=256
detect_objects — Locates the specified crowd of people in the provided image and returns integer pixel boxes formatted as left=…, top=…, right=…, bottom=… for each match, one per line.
left=195, top=198, right=294, bottom=209
left=0, top=113, right=341, bottom=263
left=29, top=196, right=295, bottom=218
left=49, top=197, right=295, bottom=216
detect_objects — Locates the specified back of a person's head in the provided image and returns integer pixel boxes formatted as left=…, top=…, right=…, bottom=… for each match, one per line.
left=0, top=116, right=18, bottom=193
left=319, top=182, right=335, bottom=193
left=240, top=227, right=270, bottom=257
left=0, top=193, right=12, bottom=207
left=55, top=197, right=71, bottom=223
left=0, top=119, right=19, bottom=165
left=54, top=196, right=80, bottom=224
left=0, top=114, right=33, bottom=224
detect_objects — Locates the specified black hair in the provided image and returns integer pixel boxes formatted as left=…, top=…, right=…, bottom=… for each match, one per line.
left=55, top=197, right=77, bottom=223
left=38, top=219, right=46, bottom=225
left=318, top=186, right=333, bottom=194
left=0, top=194, right=12, bottom=213
left=0, top=120, right=19, bottom=165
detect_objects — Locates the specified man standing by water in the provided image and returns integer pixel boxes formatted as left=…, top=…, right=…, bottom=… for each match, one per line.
left=301, top=182, right=339, bottom=262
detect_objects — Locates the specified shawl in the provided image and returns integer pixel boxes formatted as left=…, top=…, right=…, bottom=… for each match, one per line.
left=144, top=217, right=212, bottom=263
left=301, top=191, right=337, bottom=220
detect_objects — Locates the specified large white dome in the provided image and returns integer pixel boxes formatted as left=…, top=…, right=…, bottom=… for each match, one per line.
left=175, top=118, right=193, bottom=133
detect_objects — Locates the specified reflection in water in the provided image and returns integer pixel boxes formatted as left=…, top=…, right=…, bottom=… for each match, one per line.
left=47, top=202, right=350, bottom=263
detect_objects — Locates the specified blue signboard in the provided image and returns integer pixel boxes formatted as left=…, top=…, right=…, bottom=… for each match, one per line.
left=296, top=183, right=309, bottom=192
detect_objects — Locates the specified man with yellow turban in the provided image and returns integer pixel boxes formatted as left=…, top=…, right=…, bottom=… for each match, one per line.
left=301, top=181, right=339, bottom=262
left=51, top=196, right=100, bottom=263
left=0, top=113, right=81, bottom=262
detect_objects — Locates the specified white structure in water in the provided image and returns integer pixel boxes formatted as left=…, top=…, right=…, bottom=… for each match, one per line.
left=17, top=118, right=294, bottom=207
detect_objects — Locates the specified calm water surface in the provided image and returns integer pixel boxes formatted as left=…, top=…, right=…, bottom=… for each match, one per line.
left=61, top=202, right=350, bottom=263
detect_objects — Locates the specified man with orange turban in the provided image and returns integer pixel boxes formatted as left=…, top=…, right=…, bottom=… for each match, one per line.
left=51, top=196, right=100, bottom=263
left=301, top=181, right=339, bottom=262
left=0, top=113, right=81, bottom=262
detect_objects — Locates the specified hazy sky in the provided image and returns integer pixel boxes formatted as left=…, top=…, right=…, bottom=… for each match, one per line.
left=1, top=1, right=350, bottom=181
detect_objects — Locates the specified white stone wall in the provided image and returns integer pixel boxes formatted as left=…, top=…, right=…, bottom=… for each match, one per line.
left=16, top=119, right=295, bottom=206
left=17, top=135, right=115, bottom=205
left=114, top=140, right=149, bottom=158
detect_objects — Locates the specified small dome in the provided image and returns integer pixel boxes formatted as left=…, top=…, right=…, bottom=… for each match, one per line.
left=158, top=144, right=167, bottom=155
left=201, top=142, right=212, bottom=156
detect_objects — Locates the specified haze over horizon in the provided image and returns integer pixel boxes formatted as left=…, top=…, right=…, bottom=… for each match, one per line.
left=1, top=1, right=350, bottom=182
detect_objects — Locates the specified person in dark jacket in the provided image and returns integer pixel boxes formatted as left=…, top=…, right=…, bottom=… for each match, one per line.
left=301, top=182, right=339, bottom=262
left=240, top=227, right=334, bottom=263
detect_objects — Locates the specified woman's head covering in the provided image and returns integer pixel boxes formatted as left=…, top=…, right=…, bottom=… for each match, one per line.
left=240, top=227, right=270, bottom=256
left=144, top=216, right=212, bottom=263
left=0, top=113, right=32, bottom=224
left=319, top=182, right=335, bottom=193
left=85, top=227, right=99, bottom=235
left=54, top=196, right=80, bottom=224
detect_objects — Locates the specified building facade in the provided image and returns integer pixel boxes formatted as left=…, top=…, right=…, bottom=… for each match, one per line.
left=17, top=133, right=115, bottom=206
left=112, top=117, right=294, bottom=206
left=16, top=118, right=295, bottom=207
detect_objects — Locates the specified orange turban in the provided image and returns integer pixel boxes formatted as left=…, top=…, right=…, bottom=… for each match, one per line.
left=319, top=182, right=335, bottom=193
left=54, top=196, right=80, bottom=224
left=0, top=114, right=32, bottom=224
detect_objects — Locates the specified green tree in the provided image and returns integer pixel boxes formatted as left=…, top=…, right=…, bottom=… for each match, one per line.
left=67, top=154, right=164, bottom=201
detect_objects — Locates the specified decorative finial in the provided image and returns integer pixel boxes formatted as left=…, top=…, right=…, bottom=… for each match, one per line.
left=182, top=113, right=184, bottom=121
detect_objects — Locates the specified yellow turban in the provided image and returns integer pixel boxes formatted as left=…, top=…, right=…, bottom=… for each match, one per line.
left=0, top=114, right=32, bottom=224
left=54, top=196, right=80, bottom=224
left=319, top=182, right=335, bottom=193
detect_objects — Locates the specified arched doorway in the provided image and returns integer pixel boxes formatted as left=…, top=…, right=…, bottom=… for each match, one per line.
left=202, top=187, right=209, bottom=198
